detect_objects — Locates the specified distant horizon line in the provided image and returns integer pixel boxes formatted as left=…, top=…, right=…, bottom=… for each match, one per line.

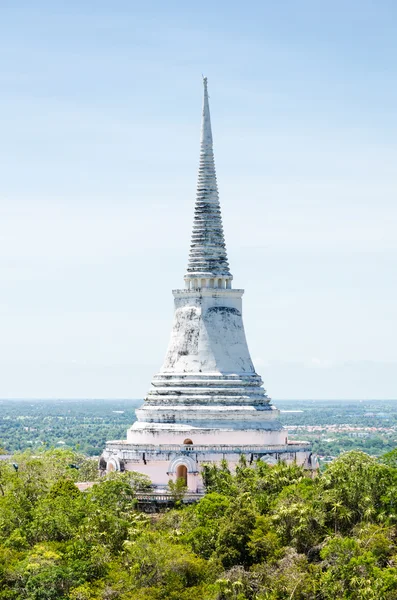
left=0, top=398, right=396, bottom=402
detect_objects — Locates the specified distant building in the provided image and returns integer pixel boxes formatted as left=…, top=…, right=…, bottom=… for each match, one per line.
left=101, top=79, right=317, bottom=491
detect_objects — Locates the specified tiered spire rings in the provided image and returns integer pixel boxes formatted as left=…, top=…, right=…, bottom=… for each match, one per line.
left=185, top=78, right=232, bottom=291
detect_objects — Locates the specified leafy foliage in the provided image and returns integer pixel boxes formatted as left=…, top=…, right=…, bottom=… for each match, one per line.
left=1, top=448, right=397, bottom=598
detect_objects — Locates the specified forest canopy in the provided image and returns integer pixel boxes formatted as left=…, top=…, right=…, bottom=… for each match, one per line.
left=1, top=449, right=397, bottom=598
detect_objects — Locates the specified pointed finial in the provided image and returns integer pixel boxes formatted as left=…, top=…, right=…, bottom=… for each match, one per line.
left=202, top=76, right=209, bottom=99
left=201, top=75, right=212, bottom=151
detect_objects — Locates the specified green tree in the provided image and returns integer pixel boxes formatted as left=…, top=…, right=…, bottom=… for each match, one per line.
left=215, top=494, right=256, bottom=568
left=168, top=477, right=188, bottom=503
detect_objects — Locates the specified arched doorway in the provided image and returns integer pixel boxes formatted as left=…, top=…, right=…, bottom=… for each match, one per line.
left=176, top=464, right=188, bottom=485
left=168, top=455, right=198, bottom=491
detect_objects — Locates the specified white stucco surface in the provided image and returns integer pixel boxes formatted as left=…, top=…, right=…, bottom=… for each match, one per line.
left=127, top=425, right=286, bottom=445
left=101, top=78, right=316, bottom=486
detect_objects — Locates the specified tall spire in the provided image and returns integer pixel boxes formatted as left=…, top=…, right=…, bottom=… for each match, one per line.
left=185, top=77, right=232, bottom=288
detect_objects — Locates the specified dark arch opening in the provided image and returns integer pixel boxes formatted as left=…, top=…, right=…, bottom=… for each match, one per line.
left=176, top=464, right=188, bottom=485
left=183, top=438, right=193, bottom=445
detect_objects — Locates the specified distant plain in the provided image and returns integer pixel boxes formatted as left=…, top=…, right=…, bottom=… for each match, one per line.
left=0, top=398, right=395, bottom=461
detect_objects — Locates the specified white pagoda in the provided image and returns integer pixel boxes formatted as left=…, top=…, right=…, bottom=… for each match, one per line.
left=101, top=78, right=315, bottom=490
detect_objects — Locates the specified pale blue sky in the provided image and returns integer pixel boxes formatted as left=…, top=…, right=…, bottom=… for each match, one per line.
left=0, top=1, right=396, bottom=399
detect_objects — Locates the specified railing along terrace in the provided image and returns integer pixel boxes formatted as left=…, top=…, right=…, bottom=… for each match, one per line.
left=105, top=442, right=311, bottom=454
left=136, top=492, right=205, bottom=504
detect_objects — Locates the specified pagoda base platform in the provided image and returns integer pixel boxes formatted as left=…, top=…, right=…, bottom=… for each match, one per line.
left=127, top=422, right=285, bottom=445
left=101, top=438, right=317, bottom=492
